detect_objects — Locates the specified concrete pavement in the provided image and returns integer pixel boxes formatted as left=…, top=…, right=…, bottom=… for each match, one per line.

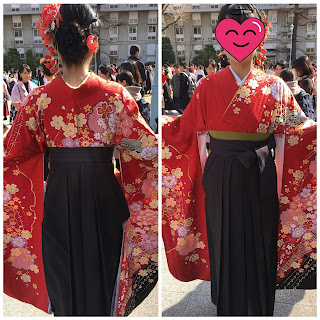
left=161, top=243, right=317, bottom=317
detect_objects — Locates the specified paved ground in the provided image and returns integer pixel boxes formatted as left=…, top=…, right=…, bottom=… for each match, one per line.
left=161, top=241, right=317, bottom=317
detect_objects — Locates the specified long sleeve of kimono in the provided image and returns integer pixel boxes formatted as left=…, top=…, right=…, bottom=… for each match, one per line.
left=113, top=87, right=158, bottom=316
left=270, top=80, right=317, bottom=288
left=162, top=83, right=211, bottom=282
left=4, top=94, right=48, bottom=311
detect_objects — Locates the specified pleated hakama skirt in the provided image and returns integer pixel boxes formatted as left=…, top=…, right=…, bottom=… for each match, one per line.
left=42, top=147, right=130, bottom=316
left=202, top=136, right=279, bottom=316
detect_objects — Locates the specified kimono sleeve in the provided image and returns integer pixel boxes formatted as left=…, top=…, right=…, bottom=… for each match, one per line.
left=114, top=87, right=158, bottom=316
left=162, top=83, right=210, bottom=282
left=4, top=94, right=49, bottom=312
left=271, top=80, right=317, bottom=289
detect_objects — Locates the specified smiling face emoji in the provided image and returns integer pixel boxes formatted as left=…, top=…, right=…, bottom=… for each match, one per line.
left=215, top=18, right=265, bottom=62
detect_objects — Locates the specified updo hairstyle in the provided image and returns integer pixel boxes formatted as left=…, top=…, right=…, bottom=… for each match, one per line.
left=53, top=4, right=99, bottom=67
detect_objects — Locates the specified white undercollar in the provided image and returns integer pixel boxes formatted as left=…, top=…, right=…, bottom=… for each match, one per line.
left=229, top=66, right=252, bottom=86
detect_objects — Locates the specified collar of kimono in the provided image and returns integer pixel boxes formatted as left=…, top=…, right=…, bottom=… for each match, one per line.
left=61, top=71, right=91, bottom=89
left=222, top=66, right=254, bottom=117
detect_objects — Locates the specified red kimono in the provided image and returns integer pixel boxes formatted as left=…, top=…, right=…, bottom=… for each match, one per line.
left=4, top=72, right=158, bottom=316
left=162, top=67, right=316, bottom=292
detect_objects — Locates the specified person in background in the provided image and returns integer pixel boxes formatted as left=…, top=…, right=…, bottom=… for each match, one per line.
left=195, top=66, right=205, bottom=82
left=128, top=45, right=147, bottom=95
left=146, top=65, right=153, bottom=94
left=116, top=70, right=150, bottom=125
left=280, top=69, right=316, bottom=121
left=204, top=59, right=217, bottom=76
left=179, top=61, right=192, bottom=112
left=172, top=64, right=181, bottom=113
left=274, top=60, right=287, bottom=77
left=97, top=63, right=115, bottom=81
left=292, top=55, right=316, bottom=109
left=10, top=64, right=38, bottom=123
left=189, top=64, right=196, bottom=82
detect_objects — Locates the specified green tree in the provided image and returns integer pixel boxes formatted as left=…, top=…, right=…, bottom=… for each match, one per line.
left=26, top=50, right=37, bottom=74
left=162, top=37, right=175, bottom=65
left=192, top=45, right=219, bottom=67
left=4, top=48, right=22, bottom=71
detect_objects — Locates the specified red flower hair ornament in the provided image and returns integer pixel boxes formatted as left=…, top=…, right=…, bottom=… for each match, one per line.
left=40, top=55, right=58, bottom=75
left=87, top=35, right=98, bottom=51
left=36, top=4, right=63, bottom=56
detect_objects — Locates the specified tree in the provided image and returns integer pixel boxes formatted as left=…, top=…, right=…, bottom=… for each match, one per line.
left=162, top=37, right=176, bottom=65
left=4, top=48, right=22, bottom=71
left=192, top=45, right=219, bottom=67
left=162, top=4, right=192, bottom=32
left=26, top=50, right=37, bottom=73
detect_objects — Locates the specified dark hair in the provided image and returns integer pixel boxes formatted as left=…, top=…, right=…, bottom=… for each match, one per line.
left=116, top=70, right=134, bottom=86
left=120, top=61, right=141, bottom=84
left=218, top=4, right=264, bottom=26
left=292, top=56, right=315, bottom=78
left=275, top=60, right=287, bottom=70
left=53, top=4, right=99, bottom=67
left=18, top=64, right=31, bottom=81
left=280, top=69, right=295, bottom=82
left=173, top=64, right=179, bottom=68
left=98, top=64, right=113, bottom=77
left=204, top=59, right=217, bottom=75
left=220, top=54, right=230, bottom=68
left=41, top=61, right=53, bottom=77
left=179, top=61, right=187, bottom=69
left=130, top=45, right=140, bottom=56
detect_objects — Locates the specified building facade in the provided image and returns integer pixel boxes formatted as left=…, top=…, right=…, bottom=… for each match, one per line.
left=163, top=4, right=317, bottom=65
left=3, top=3, right=158, bottom=67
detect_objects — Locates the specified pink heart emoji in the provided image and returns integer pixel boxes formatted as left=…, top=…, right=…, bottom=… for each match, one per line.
left=215, top=18, right=265, bottom=62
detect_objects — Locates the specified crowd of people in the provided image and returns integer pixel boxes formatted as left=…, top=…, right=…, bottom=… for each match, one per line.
left=162, top=55, right=317, bottom=121
left=4, top=44, right=155, bottom=130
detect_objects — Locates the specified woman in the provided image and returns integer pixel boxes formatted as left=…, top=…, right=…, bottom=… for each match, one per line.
left=10, top=64, right=38, bottom=123
left=162, top=4, right=316, bottom=316
left=117, top=70, right=150, bottom=125
left=98, top=63, right=115, bottom=81
left=292, top=55, right=316, bottom=109
left=4, top=4, right=157, bottom=317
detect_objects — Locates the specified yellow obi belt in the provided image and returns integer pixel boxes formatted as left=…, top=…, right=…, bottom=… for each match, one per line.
left=208, top=130, right=272, bottom=141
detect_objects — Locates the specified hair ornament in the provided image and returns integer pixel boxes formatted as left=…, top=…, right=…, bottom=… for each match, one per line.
left=256, top=17, right=272, bottom=66
left=87, top=35, right=98, bottom=51
left=40, top=55, right=58, bottom=75
left=36, top=4, right=63, bottom=56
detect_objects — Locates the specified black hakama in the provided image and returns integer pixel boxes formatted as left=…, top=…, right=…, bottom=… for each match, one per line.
left=202, top=136, right=279, bottom=316
left=42, top=147, right=130, bottom=316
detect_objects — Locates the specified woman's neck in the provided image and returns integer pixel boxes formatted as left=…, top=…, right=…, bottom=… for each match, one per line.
left=61, top=64, right=90, bottom=87
left=230, top=60, right=253, bottom=81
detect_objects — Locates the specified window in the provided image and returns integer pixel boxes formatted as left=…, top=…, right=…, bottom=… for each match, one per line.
left=109, top=5, right=118, bottom=9
left=109, top=45, right=118, bottom=62
left=15, top=40, right=23, bottom=44
left=129, top=26, right=137, bottom=34
left=307, top=23, right=316, bottom=32
left=287, top=12, right=294, bottom=24
left=33, top=29, right=39, bottom=37
left=11, top=4, right=20, bottom=12
left=268, top=10, right=277, bottom=23
left=176, top=37, right=184, bottom=42
left=307, top=34, right=316, bottom=39
left=17, top=48, right=25, bottom=59
left=149, top=4, right=157, bottom=7
left=148, top=25, right=157, bottom=33
left=129, top=4, right=138, bottom=8
left=306, top=48, right=315, bottom=53
left=177, top=45, right=185, bottom=56
left=148, top=35, right=156, bottom=40
left=14, top=30, right=22, bottom=38
left=109, top=12, right=118, bottom=24
left=308, top=14, right=316, bottom=22
left=34, top=39, right=42, bottom=44
left=12, top=16, right=22, bottom=28
left=148, top=11, right=157, bottom=24
left=192, top=13, right=201, bottom=26
left=109, top=26, right=118, bottom=35
left=31, top=4, right=40, bottom=11
left=192, top=6, right=200, bottom=9
left=211, top=5, right=218, bottom=9
left=128, top=26, right=137, bottom=41
left=34, top=48, right=44, bottom=59
left=193, top=27, right=202, bottom=35
left=175, top=27, right=184, bottom=35
left=129, top=12, right=138, bottom=24
left=110, top=50, right=118, bottom=56
left=32, top=15, right=40, bottom=28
